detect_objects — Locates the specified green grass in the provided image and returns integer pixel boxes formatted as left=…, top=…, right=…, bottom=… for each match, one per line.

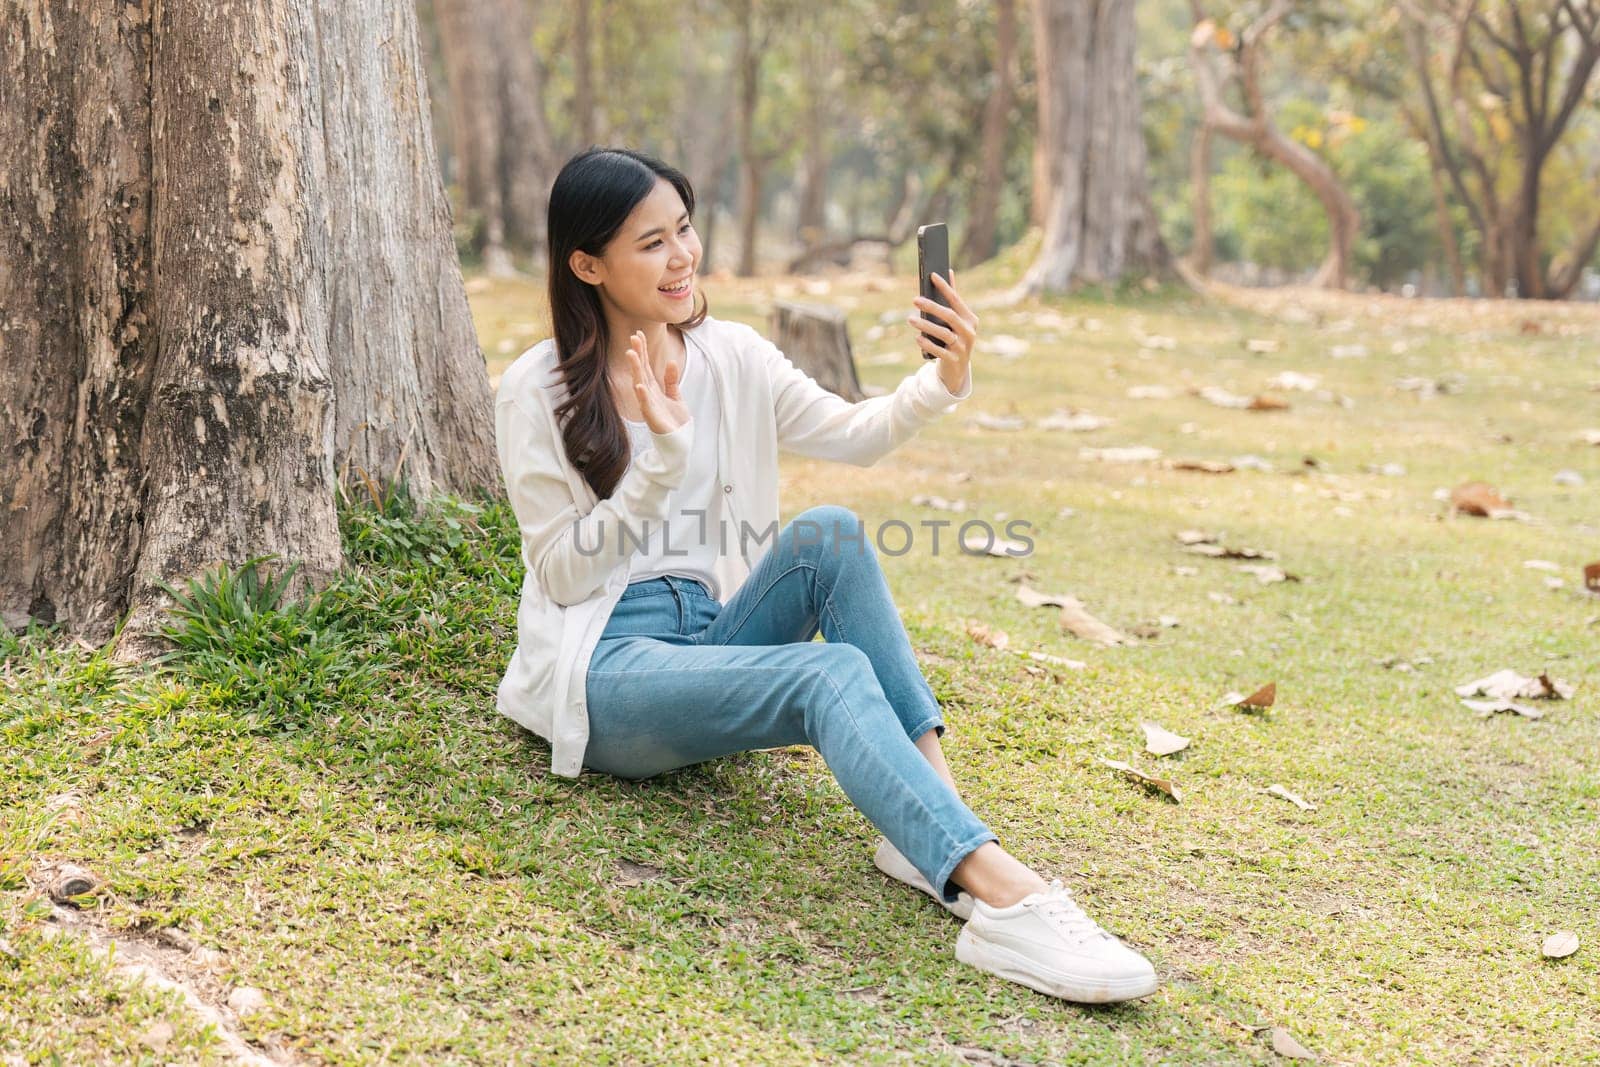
left=3, top=269, right=1597, bottom=1064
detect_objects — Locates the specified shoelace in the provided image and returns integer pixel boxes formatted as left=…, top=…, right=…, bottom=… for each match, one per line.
left=1027, top=880, right=1115, bottom=947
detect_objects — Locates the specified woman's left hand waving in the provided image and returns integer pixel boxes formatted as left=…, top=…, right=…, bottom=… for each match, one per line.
left=908, top=270, right=978, bottom=397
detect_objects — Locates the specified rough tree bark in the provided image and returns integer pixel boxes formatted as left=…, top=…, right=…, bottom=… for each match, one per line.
left=1189, top=2, right=1361, bottom=289
left=962, top=0, right=1018, bottom=267
left=0, top=0, right=498, bottom=653
left=434, top=0, right=557, bottom=274
left=1019, top=0, right=1169, bottom=294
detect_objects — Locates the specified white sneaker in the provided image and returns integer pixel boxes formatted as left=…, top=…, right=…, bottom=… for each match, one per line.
left=873, top=838, right=975, bottom=920
left=955, top=879, right=1159, bottom=1003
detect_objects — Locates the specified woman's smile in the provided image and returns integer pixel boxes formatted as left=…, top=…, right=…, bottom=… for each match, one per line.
left=658, top=276, right=694, bottom=300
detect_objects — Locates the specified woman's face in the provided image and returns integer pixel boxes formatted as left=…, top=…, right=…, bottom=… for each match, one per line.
left=573, top=177, right=702, bottom=324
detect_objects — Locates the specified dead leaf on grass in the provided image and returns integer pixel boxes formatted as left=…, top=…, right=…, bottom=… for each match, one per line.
left=911, top=494, right=969, bottom=512
left=1037, top=409, right=1111, bottom=432
left=1127, top=384, right=1177, bottom=400
left=1542, top=931, right=1580, bottom=959
left=1265, top=784, right=1316, bottom=810
left=1016, top=584, right=1137, bottom=646
left=1220, top=683, right=1277, bottom=711
left=1098, top=757, right=1183, bottom=802
left=1238, top=563, right=1300, bottom=584
left=1141, top=722, right=1191, bottom=756
left=1271, top=1027, right=1317, bottom=1060
left=1585, top=561, right=1600, bottom=592
left=965, top=621, right=1010, bottom=650
left=1454, top=669, right=1574, bottom=701
left=1267, top=370, right=1319, bottom=391
left=960, top=530, right=1031, bottom=557
left=974, top=413, right=1028, bottom=432
left=1018, top=649, right=1087, bottom=671
left=1449, top=481, right=1530, bottom=521
left=1461, top=698, right=1544, bottom=719
left=1166, top=458, right=1236, bottom=474
left=1249, top=393, right=1291, bottom=411
left=1177, top=531, right=1278, bottom=560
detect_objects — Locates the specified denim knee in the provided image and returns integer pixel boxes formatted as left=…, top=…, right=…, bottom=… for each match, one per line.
left=794, top=644, right=883, bottom=733
left=790, top=504, right=872, bottom=570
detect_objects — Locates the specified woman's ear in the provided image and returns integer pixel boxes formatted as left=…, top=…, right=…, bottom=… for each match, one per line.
left=568, top=249, right=605, bottom=286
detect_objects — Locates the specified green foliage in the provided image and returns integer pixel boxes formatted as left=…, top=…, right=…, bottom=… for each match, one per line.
left=337, top=479, right=488, bottom=569
left=154, top=556, right=375, bottom=731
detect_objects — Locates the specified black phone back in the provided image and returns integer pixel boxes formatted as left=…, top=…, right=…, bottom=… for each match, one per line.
left=917, top=223, right=952, bottom=353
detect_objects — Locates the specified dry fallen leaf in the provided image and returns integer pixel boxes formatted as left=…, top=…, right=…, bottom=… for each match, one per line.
left=1166, top=458, right=1236, bottom=474
left=1271, top=1027, right=1317, bottom=1060
left=1454, top=669, right=1574, bottom=702
left=1586, top=561, right=1600, bottom=593
left=1197, top=385, right=1252, bottom=409
left=1267, top=370, right=1319, bottom=391
left=1249, top=393, right=1291, bottom=411
left=1265, top=784, right=1316, bottom=810
left=911, top=494, right=969, bottom=513
left=1141, top=722, right=1191, bottom=756
left=1461, top=698, right=1544, bottom=719
left=1181, top=533, right=1277, bottom=561
left=1016, top=585, right=1137, bottom=646
left=960, top=530, right=1031, bottom=557
left=1449, top=481, right=1529, bottom=521
left=1018, top=649, right=1087, bottom=671
left=965, top=620, right=1010, bottom=650
left=1542, top=931, right=1580, bottom=959
left=1036, top=409, right=1111, bottom=432
left=1127, top=384, right=1177, bottom=400
left=1221, top=683, right=1277, bottom=711
left=1098, top=757, right=1183, bottom=802
left=974, top=413, right=1028, bottom=432
left=1246, top=337, right=1281, bottom=353
left=1238, top=563, right=1299, bottom=584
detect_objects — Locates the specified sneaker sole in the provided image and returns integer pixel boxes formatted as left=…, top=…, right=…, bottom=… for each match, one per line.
left=955, top=926, right=1159, bottom=1004
left=873, top=842, right=975, bottom=921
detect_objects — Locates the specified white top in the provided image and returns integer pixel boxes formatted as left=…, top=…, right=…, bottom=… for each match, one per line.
left=621, top=338, right=724, bottom=598
left=493, top=315, right=973, bottom=778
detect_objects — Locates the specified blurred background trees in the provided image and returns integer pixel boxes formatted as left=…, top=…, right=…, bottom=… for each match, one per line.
left=416, top=0, right=1600, bottom=299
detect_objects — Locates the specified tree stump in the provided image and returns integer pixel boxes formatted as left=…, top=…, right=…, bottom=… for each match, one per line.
left=769, top=302, right=866, bottom=402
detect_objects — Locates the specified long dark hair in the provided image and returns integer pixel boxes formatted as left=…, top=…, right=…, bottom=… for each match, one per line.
left=547, top=147, right=710, bottom=501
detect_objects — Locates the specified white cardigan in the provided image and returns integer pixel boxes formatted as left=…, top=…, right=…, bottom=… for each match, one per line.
left=494, top=314, right=973, bottom=778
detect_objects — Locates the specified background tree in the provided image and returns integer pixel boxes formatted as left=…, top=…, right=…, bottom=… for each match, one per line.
left=1020, top=0, right=1170, bottom=293
left=1401, top=0, right=1600, bottom=298
left=434, top=0, right=558, bottom=273
left=1188, top=1, right=1362, bottom=288
left=1, top=0, right=497, bottom=652
left=962, top=0, right=1020, bottom=267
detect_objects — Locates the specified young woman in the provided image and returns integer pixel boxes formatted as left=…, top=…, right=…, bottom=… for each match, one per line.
left=494, top=147, right=1159, bottom=1004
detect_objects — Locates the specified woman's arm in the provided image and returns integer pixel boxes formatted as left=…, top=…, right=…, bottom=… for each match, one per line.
left=760, top=332, right=972, bottom=466
left=496, top=393, right=693, bottom=607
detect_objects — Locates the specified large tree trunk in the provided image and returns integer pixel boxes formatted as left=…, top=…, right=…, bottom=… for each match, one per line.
left=1019, top=0, right=1169, bottom=294
left=0, top=0, right=497, bottom=653
left=962, top=0, right=1018, bottom=267
left=434, top=0, right=555, bottom=274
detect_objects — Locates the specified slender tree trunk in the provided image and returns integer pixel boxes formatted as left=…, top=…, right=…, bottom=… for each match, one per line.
left=735, top=0, right=764, bottom=277
left=1020, top=0, right=1169, bottom=294
left=963, top=0, right=1018, bottom=267
left=1029, top=0, right=1056, bottom=230
left=1188, top=121, right=1214, bottom=276
left=0, top=0, right=497, bottom=652
left=434, top=0, right=555, bottom=273
left=574, top=0, right=598, bottom=146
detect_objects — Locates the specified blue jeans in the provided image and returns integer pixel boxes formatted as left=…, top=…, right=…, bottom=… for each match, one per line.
left=585, top=504, right=999, bottom=905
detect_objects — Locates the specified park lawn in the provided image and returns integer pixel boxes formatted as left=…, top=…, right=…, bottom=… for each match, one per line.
left=3, top=255, right=1597, bottom=1064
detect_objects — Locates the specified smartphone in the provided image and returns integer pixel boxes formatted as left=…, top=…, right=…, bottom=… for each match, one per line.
left=916, top=222, right=952, bottom=359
